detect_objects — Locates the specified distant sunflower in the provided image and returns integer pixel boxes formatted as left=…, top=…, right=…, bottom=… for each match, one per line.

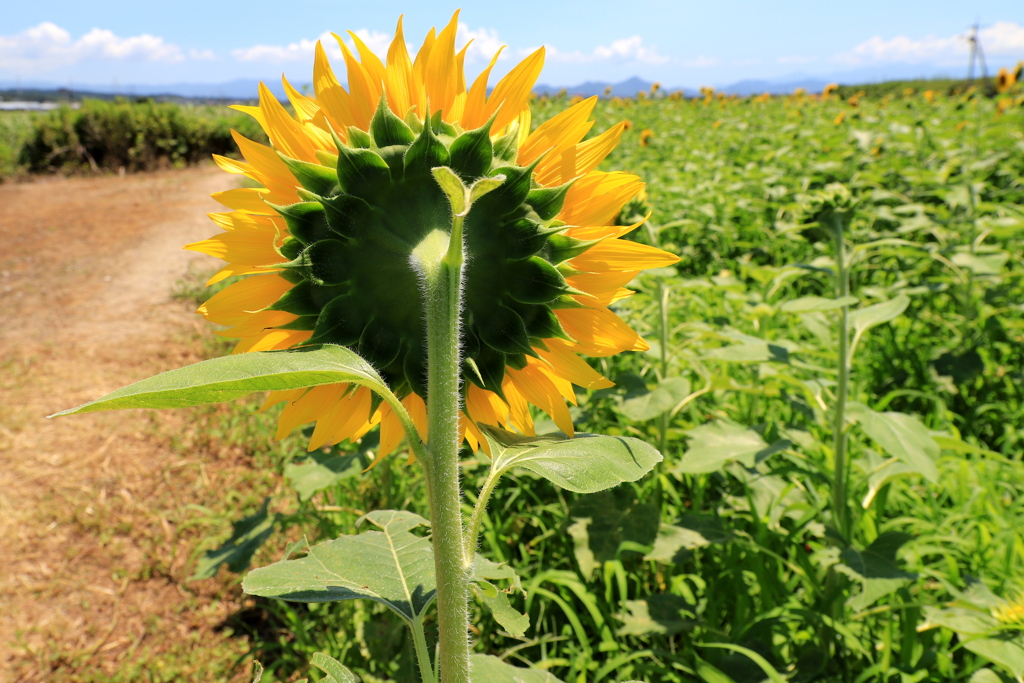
left=997, top=67, right=1016, bottom=93
left=639, top=128, right=654, bottom=146
left=187, top=12, right=678, bottom=460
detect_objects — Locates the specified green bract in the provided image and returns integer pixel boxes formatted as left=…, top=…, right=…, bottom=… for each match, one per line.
left=267, top=98, right=582, bottom=399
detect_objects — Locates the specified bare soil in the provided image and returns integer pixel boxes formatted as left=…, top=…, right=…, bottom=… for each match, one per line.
left=0, top=166, right=270, bottom=682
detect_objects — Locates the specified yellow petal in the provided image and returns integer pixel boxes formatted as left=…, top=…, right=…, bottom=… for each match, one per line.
left=334, top=33, right=378, bottom=129
left=461, top=47, right=505, bottom=129
left=402, top=392, right=428, bottom=441
left=535, top=122, right=626, bottom=187
left=313, top=41, right=355, bottom=134
left=384, top=16, right=414, bottom=116
left=213, top=154, right=253, bottom=176
left=230, top=104, right=266, bottom=131
left=184, top=230, right=285, bottom=266
left=466, top=384, right=509, bottom=428
left=423, top=11, right=460, bottom=118
left=500, top=377, right=535, bottom=435
left=211, top=188, right=275, bottom=214
left=206, top=264, right=282, bottom=286
left=507, top=364, right=574, bottom=436
left=230, top=131, right=299, bottom=200
left=570, top=239, right=680, bottom=272
left=212, top=310, right=297, bottom=338
left=485, top=48, right=545, bottom=134
left=535, top=338, right=614, bottom=390
left=233, top=329, right=312, bottom=353
left=555, top=307, right=647, bottom=357
left=559, top=171, right=644, bottom=227
left=347, top=30, right=387, bottom=96
left=519, top=96, right=596, bottom=166
left=324, top=387, right=372, bottom=446
left=259, top=82, right=318, bottom=162
left=283, top=75, right=321, bottom=122
left=197, top=273, right=292, bottom=325
left=260, top=388, right=305, bottom=413
left=276, top=384, right=346, bottom=440
left=377, top=402, right=405, bottom=457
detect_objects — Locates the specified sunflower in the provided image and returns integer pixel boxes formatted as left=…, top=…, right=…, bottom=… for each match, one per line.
left=186, top=12, right=678, bottom=461
left=997, top=66, right=1016, bottom=94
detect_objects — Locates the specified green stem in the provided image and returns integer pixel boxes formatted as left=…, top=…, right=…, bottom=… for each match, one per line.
left=420, top=214, right=472, bottom=683
left=466, top=470, right=503, bottom=560
left=410, top=616, right=438, bottom=683
left=657, top=280, right=671, bottom=456
left=832, top=213, right=851, bottom=541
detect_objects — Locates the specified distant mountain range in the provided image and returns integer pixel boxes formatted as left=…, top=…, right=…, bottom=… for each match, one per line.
left=0, top=65, right=968, bottom=103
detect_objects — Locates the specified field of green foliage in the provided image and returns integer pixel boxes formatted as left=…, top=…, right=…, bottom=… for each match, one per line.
left=163, top=84, right=1024, bottom=683
left=0, top=99, right=266, bottom=180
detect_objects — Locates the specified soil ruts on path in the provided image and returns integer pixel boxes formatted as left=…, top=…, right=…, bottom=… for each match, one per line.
left=0, top=166, right=263, bottom=681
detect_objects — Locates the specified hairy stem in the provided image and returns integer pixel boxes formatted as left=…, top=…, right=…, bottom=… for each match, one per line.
left=420, top=214, right=471, bottom=683
left=411, top=616, right=438, bottom=683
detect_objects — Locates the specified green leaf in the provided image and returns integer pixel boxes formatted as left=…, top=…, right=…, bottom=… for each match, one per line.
left=847, top=403, right=939, bottom=483
left=969, top=670, right=1007, bottom=683
left=705, top=342, right=791, bottom=363
left=480, top=426, right=662, bottom=494
left=285, top=452, right=365, bottom=502
left=471, top=581, right=529, bottom=637
left=617, top=594, right=695, bottom=636
left=644, top=516, right=731, bottom=564
left=432, top=165, right=469, bottom=215
left=780, top=295, right=858, bottom=312
left=695, top=658, right=737, bottom=683
left=241, top=509, right=435, bottom=623
left=50, top=345, right=388, bottom=417
left=616, top=376, right=691, bottom=422
left=860, top=451, right=918, bottom=508
left=567, top=491, right=660, bottom=578
left=848, top=294, right=909, bottom=351
left=920, top=605, right=999, bottom=636
left=191, top=498, right=277, bottom=580
left=964, top=639, right=1024, bottom=677
left=837, top=531, right=915, bottom=581
left=674, top=420, right=788, bottom=474
left=311, top=653, right=361, bottom=683
left=952, top=252, right=1009, bottom=276
left=469, top=654, right=564, bottom=683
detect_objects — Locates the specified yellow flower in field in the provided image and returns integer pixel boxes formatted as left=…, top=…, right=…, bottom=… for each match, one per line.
left=997, top=98, right=1011, bottom=117
left=997, top=67, right=1016, bottom=93
left=848, top=94, right=860, bottom=108
left=902, top=87, right=915, bottom=96
left=923, top=90, right=936, bottom=103
left=754, top=92, right=770, bottom=104
left=603, top=85, right=612, bottom=97
left=711, top=120, right=723, bottom=129
left=993, top=593, right=1024, bottom=629
left=833, top=112, right=845, bottom=125
left=650, top=82, right=661, bottom=95
left=622, top=119, right=633, bottom=131
left=639, top=128, right=654, bottom=146
left=187, top=12, right=678, bottom=458
left=822, top=83, right=839, bottom=99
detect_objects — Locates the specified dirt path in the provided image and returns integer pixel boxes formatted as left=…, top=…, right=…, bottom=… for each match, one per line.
left=0, top=166, right=262, bottom=681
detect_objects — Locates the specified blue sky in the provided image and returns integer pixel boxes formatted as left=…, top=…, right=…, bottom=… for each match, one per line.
left=2, top=1, right=1023, bottom=89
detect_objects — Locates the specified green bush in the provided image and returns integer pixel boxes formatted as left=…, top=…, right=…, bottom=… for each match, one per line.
left=18, top=98, right=267, bottom=173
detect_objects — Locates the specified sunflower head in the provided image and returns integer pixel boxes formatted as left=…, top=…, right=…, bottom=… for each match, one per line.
left=997, top=67, right=1016, bottom=93
left=189, top=13, right=678, bottom=457
left=639, top=128, right=654, bottom=146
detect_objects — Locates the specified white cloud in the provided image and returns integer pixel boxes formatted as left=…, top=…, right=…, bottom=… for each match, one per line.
left=456, top=23, right=505, bottom=63
left=541, top=36, right=669, bottom=65
left=834, top=20, right=1024, bottom=66
left=0, top=22, right=186, bottom=72
left=189, top=48, right=216, bottom=61
left=232, top=31, right=336, bottom=63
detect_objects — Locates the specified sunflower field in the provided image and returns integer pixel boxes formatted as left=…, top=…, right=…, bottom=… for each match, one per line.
left=145, top=76, right=1024, bottom=683
left=47, top=29, right=1024, bottom=683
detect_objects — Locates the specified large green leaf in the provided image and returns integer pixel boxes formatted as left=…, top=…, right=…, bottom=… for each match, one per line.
left=848, top=294, right=909, bottom=353
left=310, top=653, right=361, bottom=683
left=616, top=376, right=691, bottom=421
left=471, top=581, right=529, bottom=637
left=847, top=403, right=939, bottom=483
left=674, top=420, right=788, bottom=474
left=837, top=531, right=916, bottom=581
left=50, top=345, right=388, bottom=416
left=567, top=491, right=660, bottom=577
left=617, top=594, right=696, bottom=636
left=481, top=427, right=662, bottom=494
left=780, top=295, right=858, bottom=312
left=242, top=510, right=435, bottom=623
left=470, top=654, right=564, bottom=682
left=191, top=498, right=277, bottom=580
left=965, top=639, right=1024, bottom=678
left=285, top=452, right=365, bottom=502
left=644, top=515, right=732, bottom=564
